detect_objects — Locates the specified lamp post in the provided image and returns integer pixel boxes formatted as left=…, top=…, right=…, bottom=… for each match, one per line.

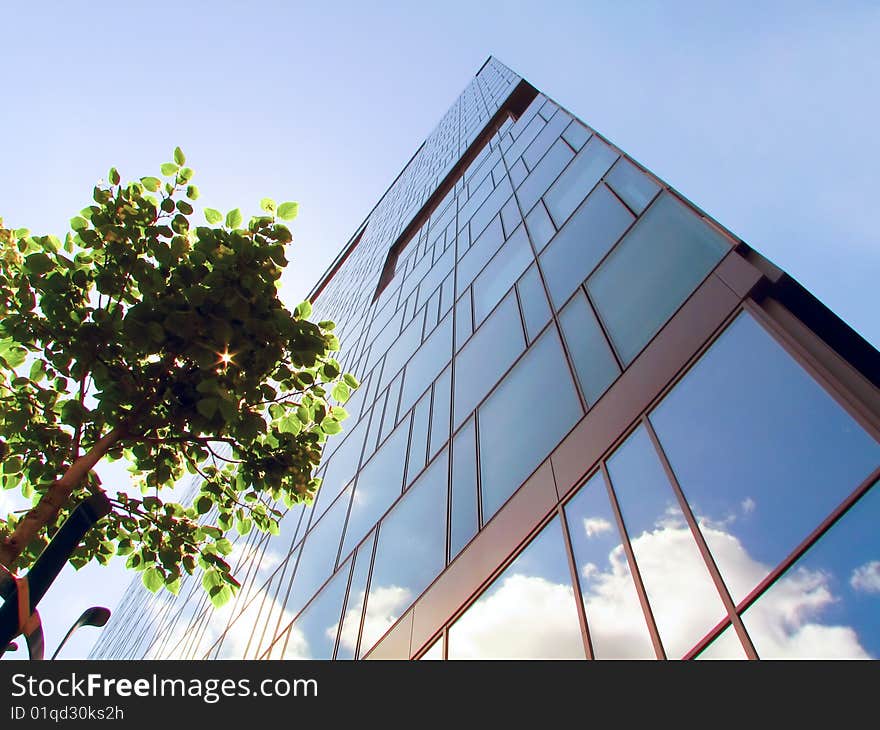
left=0, top=492, right=112, bottom=658
left=50, top=606, right=111, bottom=660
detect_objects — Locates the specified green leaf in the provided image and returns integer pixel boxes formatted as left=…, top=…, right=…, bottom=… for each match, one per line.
left=141, top=176, right=161, bottom=192
left=197, top=397, right=218, bottom=419
left=321, top=419, right=342, bottom=435
left=343, top=373, right=360, bottom=389
left=277, top=201, right=299, bottom=221
left=204, top=208, right=222, bottom=224
left=196, top=496, right=213, bottom=514
left=24, top=252, right=54, bottom=275
left=260, top=198, right=276, bottom=214
left=235, top=517, right=252, bottom=536
left=166, top=576, right=182, bottom=595
left=142, top=566, right=163, bottom=593
left=14, top=227, right=30, bottom=239
left=69, top=216, right=88, bottom=231
left=173, top=146, right=186, bottom=165
left=160, top=162, right=179, bottom=176
left=186, top=185, right=200, bottom=200
left=225, top=208, right=243, bottom=229
left=331, top=381, right=350, bottom=403
left=208, top=584, right=233, bottom=608
left=108, top=167, right=120, bottom=185
left=295, top=300, right=312, bottom=319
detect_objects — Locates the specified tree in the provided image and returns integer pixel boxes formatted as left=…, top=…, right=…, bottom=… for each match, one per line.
left=0, top=148, right=356, bottom=607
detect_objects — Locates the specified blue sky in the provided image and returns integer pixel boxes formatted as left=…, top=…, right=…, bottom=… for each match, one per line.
left=1, top=1, right=878, bottom=658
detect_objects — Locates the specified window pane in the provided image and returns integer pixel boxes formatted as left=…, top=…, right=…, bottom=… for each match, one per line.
left=587, top=192, right=730, bottom=364
left=341, top=419, right=409, bottom=558
left=695, top=625, right=748, bottom=660
left=515, top=137, right=574, bottom=215
left=361, top=450, right=448, bottom=654
left=335, top=531, right=375, bottom=660
left=451, top=417, right=479, bottom=560
left=558, top=289, right=620, bottom=406
left=743, top=482, right=880, bottom=658
left=286, top=489, right=350, bottom=617
left=448, top=516, right=584, bottom=659
left=282, top=561, right=349, bottom=660
left=453, top=290, right=525, bottom=429
left=405, top=392, right=430, bottom=488
left=525, top=200, right=555, bottom=252
left=544, top=136, right=619, bottom=228
left=455, top=289, right=473, bottom=352
left=564, top=472, right=655, bottom=658
left=399, top=310, right=452, bottom=416
left=540, top=184, right=634, bottom=310
left=650, top=313, right=880, bottom=605
left=429, top=365, right=451, bottom=457
left=606, top=425, right=727, bottom=658
left=516, top=263, right=551, bottom=343
left=318, top=418, right=367, bottom=508
left=457, top=215, right=504, bottom=295
left=605, top=157, right=660, bottom=215
left=479, top=325, right=583, bottom=522
left=471, top=224, right=533, bottom=326
left=419, top=639, right=443, bottom=660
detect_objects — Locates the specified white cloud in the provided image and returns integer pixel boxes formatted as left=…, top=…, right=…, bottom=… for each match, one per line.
left=444, top=515, right=873, bottom=660
left=583, top=516, right=613, bottom=538
left=741, top=497, right=756, bottom=514
left=448, top=574, right=584, bottom=659
left=352, top=584, right=412, bottom=655
left=850, top=561, right=880, bottom=594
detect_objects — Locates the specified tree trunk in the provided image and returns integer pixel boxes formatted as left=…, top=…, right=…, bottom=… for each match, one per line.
left=0, top=425, right=127, bottom=570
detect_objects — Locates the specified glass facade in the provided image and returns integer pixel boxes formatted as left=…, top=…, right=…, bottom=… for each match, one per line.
left=92, top=58, right=880, bottom=661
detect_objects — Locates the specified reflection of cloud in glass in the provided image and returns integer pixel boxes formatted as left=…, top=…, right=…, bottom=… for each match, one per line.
left=741, top=497, right=756, bottom=514
left=449, top=574, right=584, bottom=659
left=849, top=561, right=880, bottom=594
left=335, top=585, right=412, bottom=656
left=583, top=517, right=613, bottom=537
left=579, top=514, right=871, bottom=658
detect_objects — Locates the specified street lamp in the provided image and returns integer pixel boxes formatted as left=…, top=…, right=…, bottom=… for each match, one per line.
left=50, top=606, right=111, bottom=660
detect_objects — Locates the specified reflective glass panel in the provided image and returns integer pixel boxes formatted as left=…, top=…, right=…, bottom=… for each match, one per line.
left=607, top=425, right=727, bottom=658
left=453, top=290, right=526, bottom=429
left=525, top=200, right=555, bottom=252
left=448, top=516, right=584, bottom=659
left=399, top=311, right=452, bottom=416
left=405, top=393, right=430, bottom=488
left=471, top=225, right=533, bottom=326
left=565, top=472, right=655, bottom=658
left=516, top=137, right=574, bottom=215
left=341, top=420, right=409, bottom=558
left=539, top=184, right=634, bottom=310
left=429, top=365, right=451, bottom=457
left=558, top=289, right=620, bottom=406
left=604, top=157, right=660, bottom=215
left=516, top=263, right=551, bottom=344
left=282, top=561, right=349, bottom=660
left=285, top=489, right=350, bottom=618
left=336, top=531, right=375, bottom=660
left=457, top=216, right=504, bottom=295
left=650, top=313, right=880, bottom=605
left=451, top=417, right=479, bottom=560
left=479, top=326, right=583, bottom=521
left=742, top=482, right=880, bottom=659
left=455, top=289, right=473, bottom=351
left=361, top=451, right=448, bottom=654
left=695, top=625, right=748, bottom=660
left=587, top=192, right=730, bottom=364
left=544, top=136, right=619, bottom=228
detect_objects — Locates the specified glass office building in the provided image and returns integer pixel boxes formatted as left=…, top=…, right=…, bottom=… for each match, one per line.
left=92, top=58, right=880, bottom=660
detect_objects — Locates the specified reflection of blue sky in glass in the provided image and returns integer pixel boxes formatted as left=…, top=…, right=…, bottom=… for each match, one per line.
left=742, top=482, right=880, bottom=659
left=607, top=425, right=727, bottom=658
left=564, top=472, right=655, bottom=658
left=448, top=517, right=584, bottom=659
left=336, top=531, right=375, bottom=661
left=341, top=418, right=408, bottom=558
left=361, top=450, right=448, bottom=654
left=650, top=312, right=880, bottom=605
left=283, top=560, right=350, bottom=660
left=479, top=325, right=583, bottom=521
